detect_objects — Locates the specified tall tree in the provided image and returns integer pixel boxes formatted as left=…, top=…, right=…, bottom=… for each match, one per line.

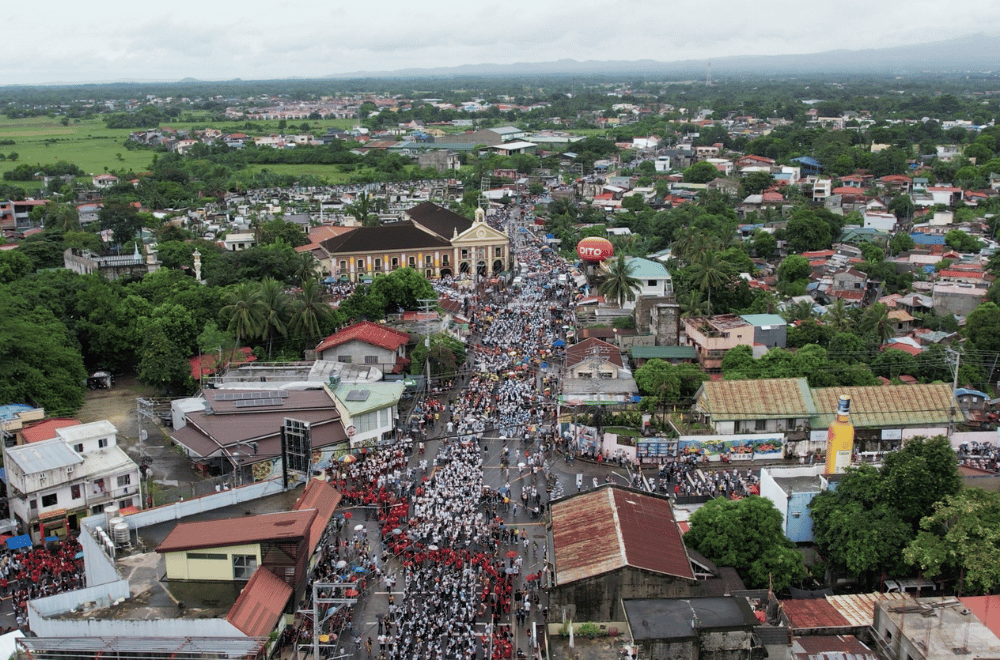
left=289, top=279, right=335, bottom=349
left=220, top=282, right=265, bottom=346
left=599, top=254, right=641, bottom=308
left=861, top=303, right=894, bottom=344
left=257, top=278, right=290, bottom=357
left=690, top=250, right=726, bottom=314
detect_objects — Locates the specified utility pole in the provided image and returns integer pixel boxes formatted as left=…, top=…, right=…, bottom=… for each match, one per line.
left=946, top=348, right=961, bottom=438
left=418, top=298, right=437, bottom=395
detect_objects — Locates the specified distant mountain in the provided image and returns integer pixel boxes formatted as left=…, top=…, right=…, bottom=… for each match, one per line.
left=325, top=33, right=1000, bottom=79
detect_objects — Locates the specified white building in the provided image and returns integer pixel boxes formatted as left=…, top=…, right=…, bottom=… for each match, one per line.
left=2, top=421, right=141, bottom=541
left=223, top=233, right=256, bottom=251
left=863, top=211, right=897, bottom=232
left=619, top=257, right=674, bottom=309
left=329, top=382, right=406, bottom=447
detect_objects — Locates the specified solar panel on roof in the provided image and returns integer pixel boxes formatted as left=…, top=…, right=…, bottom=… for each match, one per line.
left=346, top=389, right=371, bottom=401
left=234, top=398, right=283, bottom=408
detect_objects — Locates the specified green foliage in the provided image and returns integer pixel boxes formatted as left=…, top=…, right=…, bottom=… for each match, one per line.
left=683, top=160, right=719, bottom=183
left=634, top=359, right=707, bottom=404
left=811, top=437, right=960, bottom=583
left=410, top=333, right=466, bottom=380
left=0, top=250, right=32, bottom=283
left=889, top=232, right=915, bottom=255
left=944, top=229, right=983, bottom=253
left=904, top=489, right=1000, bottom=595
left=369, top=268, right=436, bottom=314
left=599, top=254, right=641, bottom=308
left=777, top=254, right=810, bottom=285
left=138, top=326, right=193, bottom=394
left=685, top=496, right=807, bottom=591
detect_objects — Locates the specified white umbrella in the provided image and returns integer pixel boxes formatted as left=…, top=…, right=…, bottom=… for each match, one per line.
left=354, top=524, right=364, bottom=531
left=335, top=560, right=347, bottom=569
left=427, top=544, right=439, bottom=551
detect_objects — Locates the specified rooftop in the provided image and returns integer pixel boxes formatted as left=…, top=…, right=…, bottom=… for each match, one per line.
left=226, top=566, right=293, bottom=637
left=315, top=321, right=411, bottom=354
left=696, top=378, right=815, bottom=422
left=331, top=382, right=405, bottom=417
left=623, top=596, right=758, bottom=641
left=156, top=509, right=316, bottom=553
left=21, top=418, right=81, bottom=444
left=5, top=439, right=82, bottom=474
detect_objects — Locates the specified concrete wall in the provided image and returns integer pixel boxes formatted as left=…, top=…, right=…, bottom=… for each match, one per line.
left=649, top=302, right=680, bottom=346
left=29, top=599, right=243, bottom=638
left=28, top=580, right=131, bottom=634
left=786, top=490, right=818, bottom=543
left=79, top=521, right=123, bottom=587
left=549, top=568, right=695, bottom=622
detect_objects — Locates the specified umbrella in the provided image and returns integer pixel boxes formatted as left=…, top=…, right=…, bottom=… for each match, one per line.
left=354, top=566, right=366, bottom=573
left=75, top=551, right=85, bottom=559
left=340, top=455, right=357, bottom=464
left=427, top=544, right=439, bottom=551
left=505, top=567, right=516, bottom=574
left=392, top=528, right=402, bottom=535
left=505, top=550, right=519, bottom=559
left=343, top=512, right=353, bottom=520
left=345, top=588, right=359, bottom=597
left=354, top=524, right=365, bottom=531
left=335, top=560, right=347, bottom=569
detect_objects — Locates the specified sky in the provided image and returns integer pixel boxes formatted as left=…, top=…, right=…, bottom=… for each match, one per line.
left=4, top=0, right=998, bottom=85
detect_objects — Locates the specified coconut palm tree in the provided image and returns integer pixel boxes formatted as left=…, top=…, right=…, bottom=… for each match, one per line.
left=823, top=298, right=852, bottom=333
left=861, top=302, right=894, bottom=344
left=599, top=254, right=641, bottom=309
left=220, top=282, right=265, bottom=347
left=783, top=299, right=816, bottom=323
left=289, top=279, right=333, bottom=349
left=258, top=278, right=291, bottom=358
left=679, top=290, right=711, bottom=318
left=690, top=250, right=727, bottom=314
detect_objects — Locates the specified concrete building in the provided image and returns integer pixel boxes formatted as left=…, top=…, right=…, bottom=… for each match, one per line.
left=873, top=597, right=1000, bottom=660
left=2, top=420, right=141, bottom=541
left=314, top=321, right=412, bottom=375
left=759, top=465, right=833, bottom=543
left=623, top=597, right=763, bottom=660
left=63, top=244, right=161, bottom=281
left=739, top=314, right=787, bottom=349
left=329, top=381, right=405, bottom=447
left=683, top=315, right=755, bottom=371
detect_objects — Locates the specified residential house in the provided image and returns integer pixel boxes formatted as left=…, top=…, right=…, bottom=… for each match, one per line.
left=548, top=485, right=696, bottom=622
left=2, top=420, right=141, bottom=541
left=329, top=381, right=405, bottom=447
left=92, top=174, right=119, bottom=189
left=873, top=597, right=1000, bottom=660
left=759, top=465, right=832, bottom=543
left=223, top=233, right=256, bottom=251
left=694, top=378, right=815, bottom=435
left=620, top=257, right=673, bottom=308
left=314, top=321, right=411, bottom=375
left=739, top=314, right=787, bottom=349
left=682, top=315, right=755, bottom=371
left=932, top=282, right=987, bottom=317
left=561, top=337, right=639, bottom=405
left=628, top=345, right=698, bottom=367
left=623, top=597, right=762, bottom=660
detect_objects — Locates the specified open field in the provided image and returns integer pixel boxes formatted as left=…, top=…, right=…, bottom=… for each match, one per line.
left=0, top=115, right=360, bottom=184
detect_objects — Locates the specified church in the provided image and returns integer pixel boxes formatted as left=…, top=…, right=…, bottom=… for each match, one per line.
left=317, top=202, right=512, bottom=282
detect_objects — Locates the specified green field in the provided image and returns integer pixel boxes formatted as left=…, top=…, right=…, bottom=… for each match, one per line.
left=0, top=115, right=361, bottom=186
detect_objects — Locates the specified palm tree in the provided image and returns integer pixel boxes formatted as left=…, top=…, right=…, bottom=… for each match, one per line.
left=783, top=299, right=816, bottom=323
left=690, top=251, right=727, bottom=314
left=294, top=251, right=319, bottom=286
left=599, top=254, right=641, bottom=309
left=823, top=298, right=851, bottom=333
left=861, top=302, right=893, bottom=344
left=221, top=282, right=265, bottom=348
left=289, top=279, right=333, bottom=349
left=258, top=278, right=291, bottom=358
left=679, top=290, right=710, bottom=318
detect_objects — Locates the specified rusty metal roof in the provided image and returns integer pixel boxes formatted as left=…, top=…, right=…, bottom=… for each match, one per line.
left=695, top=378, right=815, bottom=421
left=792, top=634, right=880, bottom=660
left=811, top=384, right=956, bottom=428
left=227, top=567, right=293, bottom=637
left=782, top=598, right=850, bottom=628
left=551, top=486, right=693, bottom=585
left=825, top=592, right=903, bottom=627
left=155, top=509, right=315, bottom=554
left=293, top=479, right=342, bottom=556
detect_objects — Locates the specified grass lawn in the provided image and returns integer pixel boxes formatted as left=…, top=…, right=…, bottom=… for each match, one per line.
left=0, top=115, right=362, bottom=185
left=245, top=163, right=356, bottom=183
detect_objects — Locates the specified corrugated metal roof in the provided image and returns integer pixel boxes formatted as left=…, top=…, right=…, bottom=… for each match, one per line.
left=315, top=321, right=411, bottom=354
left=22, top=418, right=81, bottom=443
left=696, top=378, right=815, bottom=422
left=629, top=345, right=698, bottom=360
left=5, top=439, right=82, bottom=474
left=293, top=480, right=342, bottom=556
left=551, top=486, right=693, bottom=585
left=156, top=509, right=315, bottom=553
left=55, top=420, right=117, bottom=443
left=782, top=598, right=850, bottom=628
left=332, top=382, right=405, bottom=416
left=811, top=384, right=956, bottom=428
left=826, top=592, right=903, bottom=627
left=18, top=636, right=267, bottom=657
left=227, top=567, right=293, bottom=637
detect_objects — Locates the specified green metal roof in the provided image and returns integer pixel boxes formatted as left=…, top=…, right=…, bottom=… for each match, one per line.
left=332, top=382, right=405, bottom=416
left=629, top=345, right=697, bottom=360
left=624, top=257, right=671, bottom=279
left=739, top=314, right=787, bottom=327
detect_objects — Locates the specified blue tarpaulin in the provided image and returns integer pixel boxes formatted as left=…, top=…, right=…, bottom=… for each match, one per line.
left=45, top=536, right=59, bottom=543
left=74, top=551, right=85, bottom=559
left=0, top=468, right=5, bottom=484
left=552, top=339, right=565, bottom=347
left=6, top=535, right=31, bottom=550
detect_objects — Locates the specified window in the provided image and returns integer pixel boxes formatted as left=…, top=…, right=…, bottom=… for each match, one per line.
left=41, top=493, right=58, bottom=507
left=461, top=249, right=469, bottom=259
left=648, top=280, right=657, bottom=287
left=425, top=255, right=433, bottom=265
left=98, top=438, right=108, bottom=449
left=73, top=443, right=84, bottom=453
left=29, top=500, right=37, bottom=511
left=340, top=260, right=347, bottom=273
left=119, top=498, right=133, bottom=509
left=233, top=554, right=257, bottom=579
left=373, top=258, right=381, bottom=271
left=364, top=355, right=378, bottom=365
left=408, top=256, right=416, bottom=267
left=391, top=257, right=399, bottom=270
left=117, top=474, right=131, bottom=487
left=71, top=485, right=81, bottom=500
left=755, top=419, right=767, bottom=431
left=495, top=247, right=502, bottom=257
left=441, top=255, right=449, bottom=266
left=578, top=372, right=592, bottom=379
left=338, top=355, right=352, bottom=364
left=188, top=552, right=226, bottom=561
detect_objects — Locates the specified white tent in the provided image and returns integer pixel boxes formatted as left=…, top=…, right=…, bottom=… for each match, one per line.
left=0, top=630, right=24, bottom=660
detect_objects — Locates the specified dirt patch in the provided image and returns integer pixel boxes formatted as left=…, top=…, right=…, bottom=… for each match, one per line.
left=76, top=375, right=159, bottom=442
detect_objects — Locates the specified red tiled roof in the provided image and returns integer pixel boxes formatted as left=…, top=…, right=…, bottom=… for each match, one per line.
left=551, top=486, right=693, bottom=585
left=565, top=337, right=622, bottom=368
left=315, top=321, right=410, bottom=354
left=781, top=598, right=850, bottom=628
left=155, top=509, right=316, bottom=553
left=21, top=418, right=80, bottom=444
left=829, top=289, right=865, bottom=301
left=883, top=342, right=922, bottom=357
left=939, top=269, right=985, bottom=279
left=226, top=567, right=293, bottom=637
left=294, top=480, right=342, bottom=556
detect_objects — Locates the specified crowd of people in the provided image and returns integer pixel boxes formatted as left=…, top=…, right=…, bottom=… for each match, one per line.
left=3, top=537, right=86, bottom=632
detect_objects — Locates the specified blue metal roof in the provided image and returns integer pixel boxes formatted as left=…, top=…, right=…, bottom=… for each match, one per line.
left=792, top=156, right=821, bottom=167
left=955, top=388, right=989, bottom=400
left=911, top=233, right=946, bottom=245
left=0, top=404, right=32, bottom=421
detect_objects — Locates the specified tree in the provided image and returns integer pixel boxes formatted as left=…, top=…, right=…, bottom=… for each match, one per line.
left=369, top=267, right=436, bottom=314
left=683, top=161, right=719, bottom=184
left=220, top=282, right=265, bottom=346
left=257, top=278, right=290, bottom=357
left=99, top=200, right=143, bottom=246
left=685, top=496, right=807, bottom=591
left=904, top=489, right=1000, bottom=596
left=945, top=229, right=983, bottom=253
left=751, top=230, right=777, bottom=259
left=823, top=299, right=853, bottom=334
left=289, top=279, right=335, bottom=349
left=0, top=292, right=87, bottom=415
left=0, top=250, right=32, bottom=283
left=889, top=232, right=915, bottom=255
left=861, top=303, right=893, bottom=344
left=410, top=333, right=467, bottom=380
left=742, top=171, right=775, bottom=196
left=599, top=254, right=641, bottom=308
left=777, top=255, right=811, bottom=284
left=964, top=303, right=1000, bottom=355
left=689, top=250, right=727, bottom=314
left=871, top=348, right=920, bottom=380
left=138, top=326, right=192, bottom=394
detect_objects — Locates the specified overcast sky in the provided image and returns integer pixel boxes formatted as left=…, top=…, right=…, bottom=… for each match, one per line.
left=4, top=1, right=996, bottom=85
